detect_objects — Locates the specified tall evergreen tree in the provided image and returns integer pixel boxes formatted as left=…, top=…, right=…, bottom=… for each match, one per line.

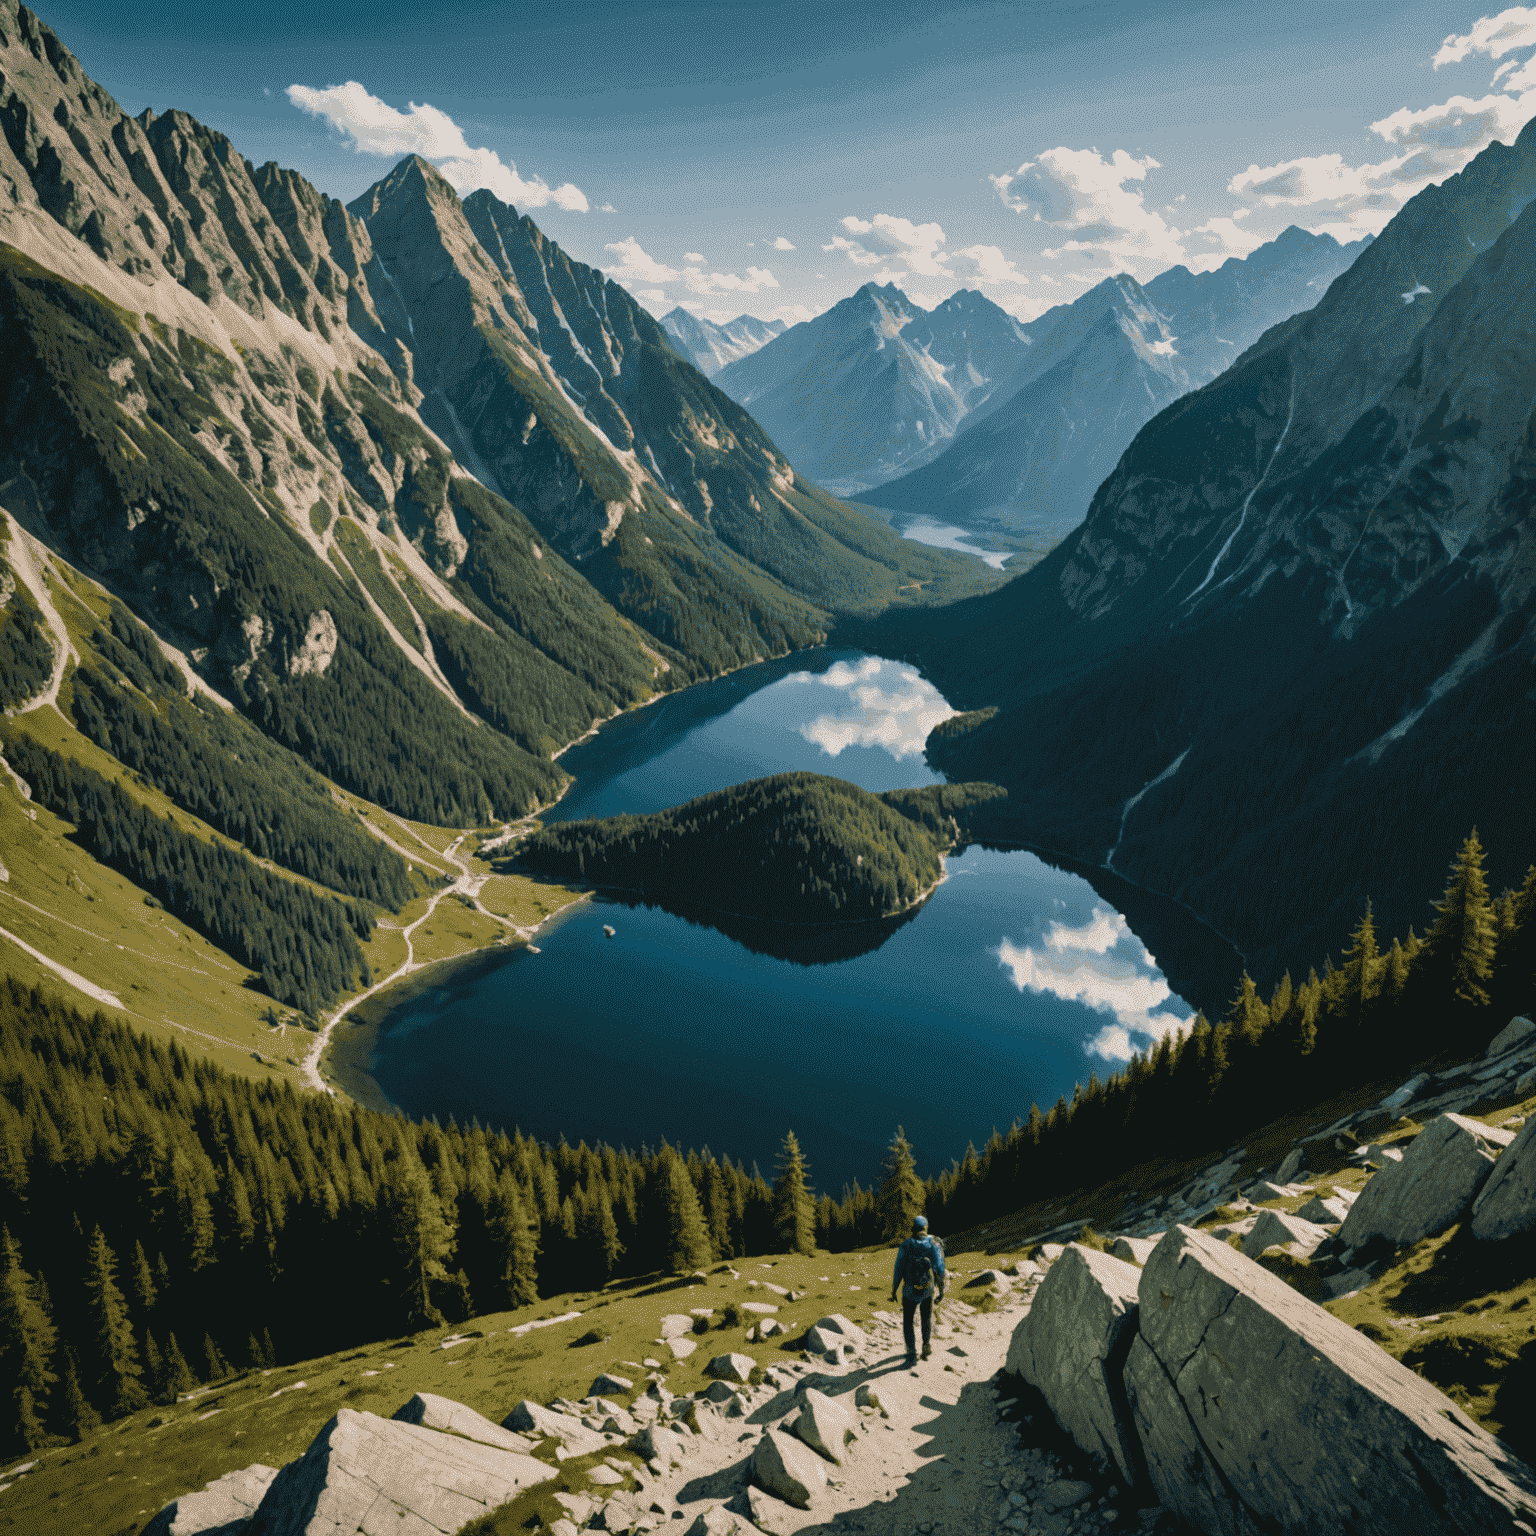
left=388, top=1159, right=457, bottom=1331
left=876, top=1127, right=925, bottom=1240
left=128, top=1240, right=157, bottom=1320
left=487, top=1176, right=540, bottom=1307
left=161, top=1333, right=198, bottom=1401
left=54, top=1348, right=100, bottom=1441
left=1427, top=829, right=1498, bottom=1008
left=202, top=1333, right=230, bottom=1382
left=659, top=1150, right=712, bottom=1274
left=79, top=1226, right=147, bottom=1417
left=772, top=1132, right=816, bottom=1256
left=0, top=1227, right=56, bottom=1453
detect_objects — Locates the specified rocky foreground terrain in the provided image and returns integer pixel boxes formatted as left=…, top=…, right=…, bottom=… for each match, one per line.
left=120, top=1017, right=1536, bottom=1536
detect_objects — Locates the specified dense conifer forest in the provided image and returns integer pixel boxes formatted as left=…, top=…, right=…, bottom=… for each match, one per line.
left=66, top=607, right=414, bottom=909
left=1, top=832, right=1528, bottom=1457
left=0, top=733, right=375, bottom=1011
left=515, top=774, right=1005, bottom=923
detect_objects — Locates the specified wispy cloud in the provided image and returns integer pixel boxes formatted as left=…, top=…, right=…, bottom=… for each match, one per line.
left=1433, top=6, right=1536, bottom=66
left=603, top=236, right=779, bottom=307
left=287, top=81, right=587, bottom=211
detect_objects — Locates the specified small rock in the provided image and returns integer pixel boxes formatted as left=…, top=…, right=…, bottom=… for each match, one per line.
left=669, top=1338, right=698, bottom=1359
left=589, top=1465, right=625, bottom=1485
left=1295, top=1190, right=1357, bottom=1225
left=590, top=1374, right=635, bottom=1397
left=1038, top=1478, right=1094, bottom=1512
left=1107, top=1236, right=1159, bottom=1267
left=660, top=1315, right=696, bottom=1338
left=392, top=1393, right=535, bottom=1455
left=1275, top=1148, right=1306, bottom=1183
left=705, top=1352, right=755, bottom=1383
left=552, top=1521, right=580, bottom=1536
left=629, top=1424, right=687, bottom=1464
left=1240, top=1209, right=1331, bottom=1261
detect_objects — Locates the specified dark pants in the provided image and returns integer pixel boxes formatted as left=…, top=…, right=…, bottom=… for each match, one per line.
left=902, top=1290, right=934, bottom=1357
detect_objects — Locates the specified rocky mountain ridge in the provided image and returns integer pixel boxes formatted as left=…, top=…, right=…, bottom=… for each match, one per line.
left=713, top=284, right=1032, bottom=494
left=865, top=227, right=1367, bottom=540
left=660, top=309, right=786, bottom=378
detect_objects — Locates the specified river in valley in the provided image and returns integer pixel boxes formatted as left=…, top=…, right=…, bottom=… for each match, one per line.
left=338, top=651, right=1242, bottom=1191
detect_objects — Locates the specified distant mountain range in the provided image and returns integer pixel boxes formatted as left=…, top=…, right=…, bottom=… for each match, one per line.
left=867, top=228, right=1368, bottom=539
left=710, top=229, right=1364, bottom=533
left=659, top=308, right=785, bottom=377
left=884, top=117, right=1536, bottom=983
left=712, top=285, right=1032, bottom=494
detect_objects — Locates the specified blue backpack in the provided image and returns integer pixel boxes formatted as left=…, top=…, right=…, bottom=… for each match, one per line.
left=906, top=1237, right=938, bottom=1294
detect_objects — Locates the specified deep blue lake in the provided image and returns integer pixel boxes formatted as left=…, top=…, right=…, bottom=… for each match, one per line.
left=352, top=651, right=1240, bottom=1192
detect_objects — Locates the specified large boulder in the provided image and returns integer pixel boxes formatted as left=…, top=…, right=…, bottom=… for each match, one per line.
left=1125, top=1225, right=1536, bottom=1535
left=1472, top=1115, right=1536, bottom=1240
left=143, top=1465, right=278, bottom=1536
left=751, top=1428, right=828, bottom=1508
left=502, top=1399, right=609, bottom=1456
left=629, top=1422, right=687, bottom=1464
left=245, top=1408, right=554, bottom=1535
left=1339, top=1114, right=1515, bottom=1250
left=1241, top=1209, right=1331, bottom=1260
left=804, top=1314, right=866, bottom=1353
left=794, top=1387, right=854, bottom=1465
left=1004, top=1242, right=1142, bottom=1486
left=392, top=1393, right=535, bottom=1454
left=1486, top=1016, right=1535, bottom=1057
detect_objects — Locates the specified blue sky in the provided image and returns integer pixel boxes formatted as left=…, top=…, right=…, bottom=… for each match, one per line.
left=41, top=0, right=1536, bottom=323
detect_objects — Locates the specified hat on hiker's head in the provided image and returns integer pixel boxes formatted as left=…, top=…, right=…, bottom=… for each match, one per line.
left=912, top=1215, right=928, bottom=1232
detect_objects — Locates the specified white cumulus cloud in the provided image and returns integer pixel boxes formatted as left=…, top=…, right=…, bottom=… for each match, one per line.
left=603, top=236, right=680, bottom=285
left=287, top=81, right=588, bottom=211
left=1434, top=6, right=1536, bottom=66
left=991, top=147, right=1186, bottom=268
left=790, top=657, right=956, bottom=761
left=995, top=906, right=1191, bottom=1061
left=685, top=252, right=705, bottom=263
left=771, top=236, right=796, bottom=250
left=951, top=244, right=1031, bottom=285
left=1194, top=215, right=1265, bottom=258
left=604, top=239, right=778, bottom=300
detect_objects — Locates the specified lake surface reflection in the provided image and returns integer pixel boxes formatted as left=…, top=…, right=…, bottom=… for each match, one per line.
left=357, top=651, right=1237, bottom=1188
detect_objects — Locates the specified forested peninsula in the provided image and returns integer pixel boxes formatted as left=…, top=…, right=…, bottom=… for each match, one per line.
left=512, top=774, right=1006, bottom=924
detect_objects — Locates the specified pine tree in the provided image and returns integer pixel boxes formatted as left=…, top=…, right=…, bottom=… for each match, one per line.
left=659, top=1151, right=712, bottom=1274
left=128, top=1240, right=157, bottom=1319
left=55, top=1348, right=100, bottom=1441
left=772, top=1132, right=816, bottom=1256
left=388, top=1159, right=457, bottom=1331
left=1427, top=829, right=1498, bottom=1008
left=261, top=1327, right=278, bottom=1370
left=202, top=1333, right=230, bottom=1382
left=142, top=1331, right=165, bottom=1402
left=488, top=1176, right=540, bottom=1308
left=876, top=1127, right=925, bottom=1240
left=80, top=1226, right=147, bottom=1418
left=0, top=1228, right=56, bottom=1453
left=161, top=1333, right=198, bottom=1401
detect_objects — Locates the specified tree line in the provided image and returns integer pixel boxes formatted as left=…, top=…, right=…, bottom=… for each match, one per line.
left=1, top=733, right=373, bottom=1012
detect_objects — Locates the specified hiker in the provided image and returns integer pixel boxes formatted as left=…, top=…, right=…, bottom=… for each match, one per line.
left=890, top=1214, right=945, bottom=1364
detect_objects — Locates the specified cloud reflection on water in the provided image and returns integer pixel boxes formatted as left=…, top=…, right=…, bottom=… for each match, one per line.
left=788, top=657, right=957, bottom=760
left=996, top=906, right=1193, bottom=1062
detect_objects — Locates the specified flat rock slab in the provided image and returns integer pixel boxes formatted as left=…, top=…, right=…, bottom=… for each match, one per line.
left=144, top=1463, right=278, bottom=1536
left=660, top=1314, right=697, bottom=1337
left=1486, top=1016, right=1535, bottom=1057
left=245, top=1408, right=554, bottom=1535
left=589, top=1373, right=634, bottom=1396
left=1340, top=1113, right=1515, bottom=1249
left=503, top=1399, right=609, bottom=1456
left=1473, top=1114, right=1536, bottom=1240
left=392, top=1393, right=534, bottom=1455
left=669, top=1338, right=699, bottom=1359
left=1241, top=1209, right=1331, bottom=1260
left=1005, top=1242, right=1142, bottom=1486
left=1126, top=1225, right=1536, bottom=1536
